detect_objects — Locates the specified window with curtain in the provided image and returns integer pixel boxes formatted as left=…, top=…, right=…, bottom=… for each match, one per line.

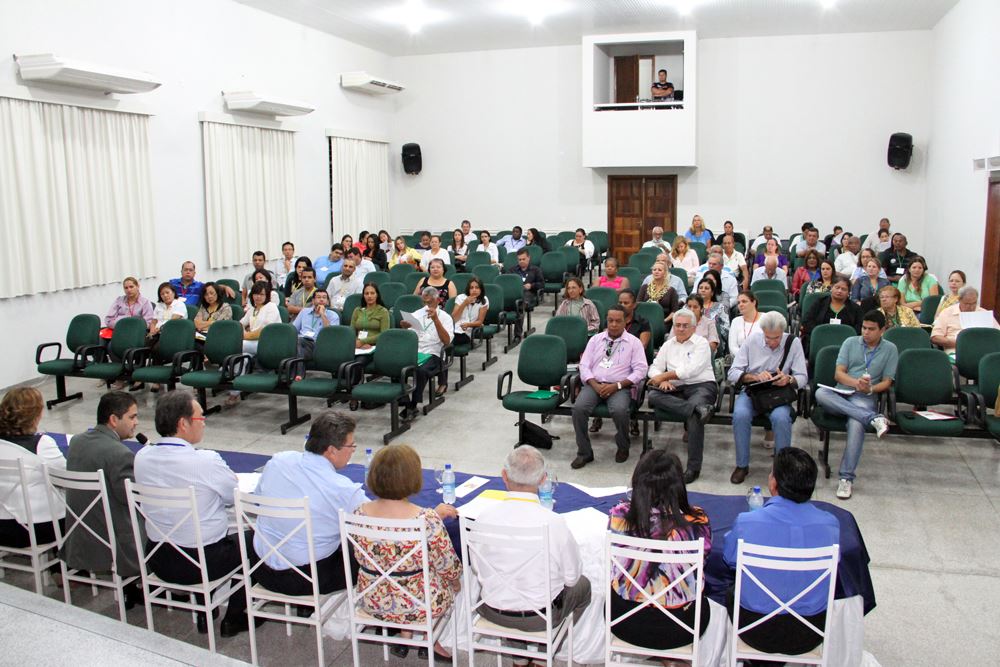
left=329, top=136, right=390, bottom=240
left=202, top=121, right=296, bottom=269
left=0, top=97, right=156, bottom=299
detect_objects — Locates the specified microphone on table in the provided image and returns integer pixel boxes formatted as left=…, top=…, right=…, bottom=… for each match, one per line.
left=135, top=433, right=149, bottom=446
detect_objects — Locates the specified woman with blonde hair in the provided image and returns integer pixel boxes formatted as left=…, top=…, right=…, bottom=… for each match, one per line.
left=684, top=214, right=713, bottom=246
left=670, top=236, right=700, bottom=285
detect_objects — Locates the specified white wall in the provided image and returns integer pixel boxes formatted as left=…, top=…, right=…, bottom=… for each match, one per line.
left=391, top=31, right=931, bottom=246
left=0, top=0, right=393, bottom=388
left=925, top=0, right=1000, bottom=290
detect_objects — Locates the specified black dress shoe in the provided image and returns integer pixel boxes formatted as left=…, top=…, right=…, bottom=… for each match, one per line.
left=589, top=417, right=603, bottom=432
left=219, top=615, right=265, bottom=638
left=629, top=419, right=640, bottom=437
left=683, top=469, right=700, bottom=484
left=570, top=454, right=594, bottom=469
left=389, top=645, right=409, bottom=659
left=615, top=448, right=630, bottom=463
left=196, top=607, right=221, bottom=634
left=730, top=466, right=750, bottom=485
left=695, top=405, right=714, bottom=425
left=123, top=583, right=144, bottom=611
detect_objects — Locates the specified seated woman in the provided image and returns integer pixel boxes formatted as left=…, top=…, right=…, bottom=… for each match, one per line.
left=104, top=276, right=154, bottom=331
left=607, top=450, right=712, bottom=651
left=149, top=282, right=188, bottom=338
left=899, top=256, right=939, bottom=313
left=850, top=257, right=890, bottom=306
left=670, top=237, right=700, bottom=285
left=340, top=234, right=354, bottom=253
left=670, top=295, right=720, bottom=354
left=250, top=269, right=281, bottom=304
left=565, top=228, right=595, bottom=277
left=804, top=259, right=836, bottom=296
left=377, top=229, right=394, bottom=255
left=800, top=276, right=862, bottom=356
left=389, top=236, right=423, bottom=268
left=285, top=257, right=312, bottom=298
left=684, top=214, right=714, bottom=246
left=477, top=230, right=500, bottom=265
left=935, top=269, right=966, bottom=317
left=637, top=262, right=680, bottom=330
left=753, top=238, right=789, bottom=271
left=351, top=284, right=391, bottom=350
left=193, top=282, right=233, bottom=334
left=0, top=387, right=66, bottom=549
left=415, top=259, right=456, bottom=306
left=227, top=281, right=281, bottom=407
left=696, top=275, right=730, bottom=352
left=728, top=290, right=761, bottom=357
left=555, top=277, right=600, bottom=334
left=451, top=277, right=489, bottom=347
left=849, top=249, right=887, bottom=283
left=878, top=285, right=921, bottom=329
left=420, top=235, right=451, bottom=271
left=363, top=235, right=388, bottom=272
left=355, top=230, right=370, bottom=252
left=596, top=257, right=630, bottom=291
left=525, top=227, right=548, bottom=252
left=791, top=250, right=822, bottom=297
left=354, top=444, right=461, bottom=661
left=448, top=229, right=469, bottom=273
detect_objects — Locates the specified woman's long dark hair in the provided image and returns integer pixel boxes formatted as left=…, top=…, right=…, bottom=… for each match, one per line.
left=465, top=277, right=487, bottom=305
left=622, top=450, right=694, bottom=538
left=527, top=227, right=548, bottom=251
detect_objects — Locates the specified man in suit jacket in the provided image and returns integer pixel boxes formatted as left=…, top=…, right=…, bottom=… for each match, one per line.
left=63, top=391, right=143, bottom=604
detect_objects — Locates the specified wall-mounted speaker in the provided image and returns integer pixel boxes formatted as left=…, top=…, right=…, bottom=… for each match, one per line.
left=402, top=143, right=422, bottom=174
left=888, top=133, right=912, bottom=170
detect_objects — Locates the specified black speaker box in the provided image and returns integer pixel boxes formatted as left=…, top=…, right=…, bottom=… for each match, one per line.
left=888, top=133, right=912, bottom=170
left=402, top=143, right=422, bottom=174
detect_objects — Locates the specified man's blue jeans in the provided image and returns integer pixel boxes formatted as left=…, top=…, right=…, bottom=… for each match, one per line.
left=733, top=392, right=794, bottom=468
left=814, top=387, right=877, bottom=482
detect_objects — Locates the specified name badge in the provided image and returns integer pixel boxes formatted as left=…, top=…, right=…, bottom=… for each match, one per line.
left=304, top=331, right=317, bottom=339
left=599, top=357, right=614, bottom=369
left=178, top=296, right=188, bottom=303
left=829, top=318, right=841, bottom=326
left=358, top=331, right=367, bottom=339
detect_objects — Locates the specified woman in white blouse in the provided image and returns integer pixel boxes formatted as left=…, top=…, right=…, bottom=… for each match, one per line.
left=448, top=229, right=469, bottom=272
left=669, top=237, right=700, bottom=285
left=226, top=281, right=281, bottom=407
left=450, top=277, right=490, bottom=347
left=565, top=228, right=595, bottom=277
left=477, top=230, right=500, bottom=265
left=727, top=290, right=761, bottom=357
left=421, top=234, right=451, bottom=271
left=149, top=282, right=188, bottom=337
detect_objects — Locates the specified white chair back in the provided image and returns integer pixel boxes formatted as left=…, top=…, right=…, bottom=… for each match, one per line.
left=0, top=457, right=60, bottom=593
left=43, top=466, right=137, bottom=622
left=459, top=516, right=573, bottom=666
left=730, top=539, right=840, bottom=667
left=604, top=534, right=705, bottom=665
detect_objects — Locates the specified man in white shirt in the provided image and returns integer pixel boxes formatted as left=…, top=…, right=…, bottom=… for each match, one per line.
left=345, top=247, right=376, bottom=279
left=642, top=226, right=672, bottom=253
left=694, top=253, right=740, bottom=307
left=750, top=225, right=782, bottom=253
left=327, top=258, right=363, bottom=313
left=134, top=390, right=254, bottom=637
left=795, top=227, right=826, bottom=258
left=835, top=235, right=861, bottom=276
left=473, top=446, right=591, bottom=635
left=497, top=226, right=527, bottom=253
left=645, top=309, right=718, bottom=483
left=400, top=287, right=454, bottom=419
left=751, top=256, right=788, bottom=286
left=272, top=241, right=297, bottom=289
left=720, top=234, right=749, bottom=288
left=861, top=218, right=891, bottom=252
left=461, top=219, right=475, bottom=244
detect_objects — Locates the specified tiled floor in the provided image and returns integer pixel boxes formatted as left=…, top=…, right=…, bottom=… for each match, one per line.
left=6, top=305, right=1000, bottom=665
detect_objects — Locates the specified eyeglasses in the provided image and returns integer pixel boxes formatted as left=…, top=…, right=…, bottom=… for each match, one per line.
left=190, top=417, right=206, bottom=422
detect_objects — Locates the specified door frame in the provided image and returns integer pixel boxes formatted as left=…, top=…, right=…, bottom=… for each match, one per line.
left=605, top=174, right=679, bottom=238
left=982, top=176, right=1000, bottom=318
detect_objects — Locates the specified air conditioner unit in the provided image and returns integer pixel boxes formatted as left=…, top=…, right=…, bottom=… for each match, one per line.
left=340, top=71, right=405, bottom=95
left=222, top=91, right=315, bottom=117
left=14, top=53, right=161, bottom=94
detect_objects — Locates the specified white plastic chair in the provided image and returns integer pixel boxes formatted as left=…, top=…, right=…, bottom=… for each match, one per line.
left=234, top=490, right=347, bottom=666
left=124, top=479, right=243, bottom=653
left=604, top=534, right=706, bottom=665
left=729, top=539, right=840, bottom=667
left=459, top=516, right=574, bottom=667
left=0, top=458, right=60, bottom=594
left=339, top=509, right=458, bottom=666
left=43, top=466, right=139, bottom=622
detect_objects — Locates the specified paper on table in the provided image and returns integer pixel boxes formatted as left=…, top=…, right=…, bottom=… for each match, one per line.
left=454, top=475, right=489, bottom=499
left=236, top=472, right=261, bottom=494
left=457, top=489, right=506, bottom=520
left=560, top=507, right=611, bottom=540
left=401, top=311, right=424, bottom=329
left=959, top=311, right=996, bottom=330
left=818, top=383, right=854, bottom=395
left=353, top=346, right=375, bottom=355
left=566, top=482, right=628, bottom=498
left=914, top=410, right=958, bottom=421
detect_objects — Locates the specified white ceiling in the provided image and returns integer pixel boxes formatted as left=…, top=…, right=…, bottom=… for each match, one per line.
left=235, top=0, right=960, bottom=56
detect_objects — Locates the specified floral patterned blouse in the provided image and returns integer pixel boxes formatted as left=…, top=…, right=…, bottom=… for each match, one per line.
left=352, top=506, right=462, bottom=624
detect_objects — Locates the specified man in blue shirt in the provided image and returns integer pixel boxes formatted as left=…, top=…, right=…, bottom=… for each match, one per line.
left=313, top=244, right=345, bottom=285
left=252, top=411, right=367, bottom=598
left=497, top=226, right=526, bottom=253
left=814, top=310, right=897, bottom=499
left=723, top=447, right=840, bottom=657
left=292, top=289, right=339, bottom=360
left=169, top=261, right=204, bottom=306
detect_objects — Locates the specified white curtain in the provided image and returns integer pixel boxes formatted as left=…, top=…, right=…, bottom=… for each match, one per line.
left=0, top=97, right=155, bottom=299
left=202, top=121, right=296, bottom=269
left=330, top=136, right=389, bottom=240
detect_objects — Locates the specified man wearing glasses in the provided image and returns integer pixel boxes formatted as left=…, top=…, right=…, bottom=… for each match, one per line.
left=570, top=307, right=649, bottom=469
left=645, top=308, right=718, bottom=484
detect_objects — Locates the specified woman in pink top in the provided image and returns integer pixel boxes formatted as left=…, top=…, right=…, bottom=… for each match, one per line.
left=596, top=257, right=630, bottom=291
left=670, top=237, right=700, bottom=285
left=104, top=277, right=154, bottom=329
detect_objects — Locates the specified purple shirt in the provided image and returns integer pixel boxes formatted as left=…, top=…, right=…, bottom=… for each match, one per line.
left=579, top=330, right=649, bottom=393
left=104, top=295, right=154, bottom=327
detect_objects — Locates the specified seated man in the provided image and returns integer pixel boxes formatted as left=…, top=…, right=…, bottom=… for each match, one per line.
left=169, top=261, right=204, bottom=306
left=642, top=226, right=671, bottom=252
left=252, top=411, right=365, bottom=596
left=400, top=287, right=454, bottom=419
left=134, top=390, right=253, bottom=637
left=728, top=313, right=808, bottom=484
left=930, top=286, right=1000, bottom=352
left=497, top=226, right=526, bottom=253
left=286, top=266, right=318, bottom=317
left=292, top=289, right=339, bottom=361
left=63, top=392, right=143, bottom=607
left=650, top=69, right=674, bottom=99
left=460, top=219, right=475, bottom=244
left=750, top=256, right=788, bottom=286
left=313, top=244, right=345, bottom=286
left=795, top=227, right=826, bottom=258
left=815, top=310, right=896, bottom=499
left=645, top=308, right=717, bottom=483
left=591, top=290, right=652, bottom=435
left=723, top=448, right=840, bottom=657
left=345, top=246, right=376, bottom=278
left=571, top=307, right=649, bottom=469
left=720, top=234, right=749, bottom=288
left=241, top=251, right=277, bottom=305
left=474, top=446, right=591, bottom=639
left=273, top=241, right=297, bottom=288
left=694, top=253, right=740, bottom=307
left=834, top=235, right=861, bottom=276
left=879, top=233, right=917, bottom=282
left=327, top=257, right=363, bottom=313
left=506, top=248, right=544, bottom=338
left=861, top=217, right=891, bottom=252
left=749, top=225, right=781, bottom=253
left=824, top=225, right=846, bottom=250
left=641, top=253, right=688, bottom=299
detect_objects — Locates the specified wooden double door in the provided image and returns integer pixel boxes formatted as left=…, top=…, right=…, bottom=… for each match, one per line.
left=607, top=176, right=677, bottom=265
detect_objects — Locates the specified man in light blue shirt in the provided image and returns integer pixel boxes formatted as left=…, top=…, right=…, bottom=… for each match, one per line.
left=497, top=226, right=526, bottom=253
left=292, top=289, right=339, bottom=361
left=252, top=411, right=367, bottom=597
left=723, top=448, right=840, bottom=657
left=313, top=244, right=345, bottom=285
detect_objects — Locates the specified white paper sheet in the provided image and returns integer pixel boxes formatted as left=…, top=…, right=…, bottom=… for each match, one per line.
left=454, top=475, right=489, bottom=499
left=818, top=383, right=855, bottom=395
left=566, top=482, right=628, bottom=498
left=401, top=310, right=424, bottom=329
left=959, top=311, right=995, bottom=329
left=236, top=472, right=260, bottom=494
left=456, top=491, right=505, bottom=520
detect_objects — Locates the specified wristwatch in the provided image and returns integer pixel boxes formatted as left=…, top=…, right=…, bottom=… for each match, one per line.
left=617, top=381, right=623, bottom=391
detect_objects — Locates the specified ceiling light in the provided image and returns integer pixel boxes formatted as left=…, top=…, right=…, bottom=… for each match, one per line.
left=498, top=0, right=570, bottom=26
left=374, top=1, right=448, bottom=34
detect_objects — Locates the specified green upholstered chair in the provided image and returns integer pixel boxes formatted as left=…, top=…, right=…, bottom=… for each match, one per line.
left=278, top=306, right=290, bottom=323
left=231, top=323, right=299, bottom=395
left=918, top=295, right=943, bottom=325
left=525, top=244, right=543, bottom=267
left=477, top=284, right=503, bottom=369
left=636, top=301, right=666, bottom=359
left=617, top=267, right=642, bottom=291
left=953, top=329, right=1000, bottom=422
left=36, top=313, right=101, bottom=409
left=363, top=271, right=390, bottom=287
left=755, top=290, right=788, bottom=311
left=179, top=320, right=246, bottom=414
left=185, top=304, right=199, bottom=320
left=388, top=263, right=416, bottom=283
left=585, top=287, right=618, bottom=330
left=340, top=293, right=362, bottom=326
left=558, top=245, right=579, bottom=275
left=230, top=304, right=244, bottom=322
left=464, top=252, right=493, bottom=272
left=494, top=273, right=530, bottom=351
left=690, top=242, right=708, bottom=263
left=970, top=352, right=1000, bottom=437
left=81, top=317, right=148, bottom=386
left=472, top=264, right=501, bottom=284
left=350, top=329, right=419, bottom=444
left=808, top=345, right=868, bottom=479
left=404, top=272, right=429, bottom=294
left=444, top=296, right=475, bottom=391
left=751, top=279, right=787, bottom=296
left=217, top=279, right=241, bottom=305
left=501, top=253, right=519, bottom=272
left=392, top=294, right=424, bottom=329
left=450, top=272, right=474, bottom=295
left=808, top=324, right=856, bottom=370
left=378, top=282, right=407, bottom=309
left=497, top=334, right=569, bottom=446
left=130, top=319, right=198, bottom=391
left=882, top=326, right=931, bottom=356
left=544, top=316, right=588, bottom=365
left=669, top=268, right=690, bottom=289
left=287, top=326, right=362, bottom=433
left=628, top=253, right=657, bottom=276
left=890, top=349, right=966, bottom=437
left=540, top=252, right=569, bottom=314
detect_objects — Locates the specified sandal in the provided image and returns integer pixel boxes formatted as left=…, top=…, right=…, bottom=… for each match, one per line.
left=435, top=384, right=448, bottom=397
left=388, top=645, right=409, bottom=658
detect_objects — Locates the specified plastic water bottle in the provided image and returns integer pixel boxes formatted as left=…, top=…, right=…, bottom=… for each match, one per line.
left=538, top=479, right=554, bottom=510
left=364, top=448, right=373, bottom=477
left=441, top=464, right=456, bottom=504
left=747, top=485, right=765, bottom=511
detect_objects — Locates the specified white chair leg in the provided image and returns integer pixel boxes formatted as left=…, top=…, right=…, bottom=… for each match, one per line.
left=62, top=563, right=72, bottom=606
left=285, top=603, right=292, bottom=636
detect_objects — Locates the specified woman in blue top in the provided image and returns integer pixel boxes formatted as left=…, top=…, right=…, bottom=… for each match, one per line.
left=850, top=257, right=890, bottom=305
left=684, top=214, right=714, bottom=246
